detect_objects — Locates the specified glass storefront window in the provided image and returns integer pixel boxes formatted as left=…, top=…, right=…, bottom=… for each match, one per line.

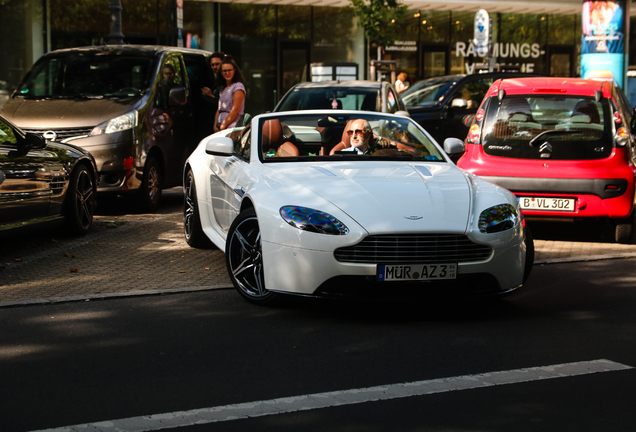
left=279, top=5, right=311, bottom=40
left=450, top=11, right=475, bottom=74
left=312, top=7, right=356, bottom=63
left=50, top=0, right=171, bottom=48
left=220, top=3, right=277, bottom=115
left=0, top=1, right=42, bottom=100
left=383, top=11, right=420, bottom=84
left=547, top=14, right=578, bottom=45
left=420, top=11, right=450, bottom=44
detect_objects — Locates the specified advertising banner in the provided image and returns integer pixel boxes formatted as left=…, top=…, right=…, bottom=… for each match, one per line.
left=581, top=0, right=625, bottom=87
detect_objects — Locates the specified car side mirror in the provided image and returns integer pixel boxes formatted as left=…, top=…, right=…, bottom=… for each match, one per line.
left=462, top=114, right=475, bottom=127
left=168, top=86, right=187, bottom=106
left=395, top=110, right=410, bottom=117
left=451, top=98, right=468, bottom=108
left=24, top=132, right=47, bottom=150
left=205, top=136, right=234, bottom=156
left=443, top=137, right=465, bottom=155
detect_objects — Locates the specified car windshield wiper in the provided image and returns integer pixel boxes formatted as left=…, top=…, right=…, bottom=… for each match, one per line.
left=529, top=129, right=578, bottom=147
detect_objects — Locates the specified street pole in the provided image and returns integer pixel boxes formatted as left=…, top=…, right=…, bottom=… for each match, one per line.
left=107, top=0, right=125, bottom=45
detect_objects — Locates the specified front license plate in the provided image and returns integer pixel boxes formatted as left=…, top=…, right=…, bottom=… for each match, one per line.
left=377, top=264, right=457, bottom=281
left=518, top=196, right=575, bottom=212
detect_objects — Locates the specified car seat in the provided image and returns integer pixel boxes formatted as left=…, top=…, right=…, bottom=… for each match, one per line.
left=262, top=119, right=299, bottom=157
left=493, top=97, right=540, bottom=140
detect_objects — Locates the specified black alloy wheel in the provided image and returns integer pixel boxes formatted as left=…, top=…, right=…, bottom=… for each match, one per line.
left=226, top=208, right=280, bottom=304
left=64, top=163, right=95, bottom=236
left=184, top=169, right=212, bottom=248
left=140, top=156, right=162, bottom=212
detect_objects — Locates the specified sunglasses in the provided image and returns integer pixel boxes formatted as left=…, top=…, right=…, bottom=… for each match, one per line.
left=221, top=68, right=235, bottom=74
left=346, top=129, right=366, bottom=137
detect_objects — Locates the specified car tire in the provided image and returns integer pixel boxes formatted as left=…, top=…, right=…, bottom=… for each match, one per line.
left=615, top=211, right=635, bottom=244
left=184, top=169, right=213, bottom=248
left=64, top=163, right=95, bottom=236
left=523, top=225, right=535, bottom=283
left=226, top=208, right=281, bottom=305
left=140, top=157, right=162, bottom=212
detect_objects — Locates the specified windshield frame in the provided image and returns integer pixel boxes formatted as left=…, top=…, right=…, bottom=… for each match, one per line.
left=253, top=112, right=447, bottom=164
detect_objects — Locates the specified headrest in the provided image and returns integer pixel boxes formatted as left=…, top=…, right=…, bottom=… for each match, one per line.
left=340, top=119, right=355, bottom=148
left=262, top=119, right=282, bottom=150
left=570, top=114, right=591, bottom=124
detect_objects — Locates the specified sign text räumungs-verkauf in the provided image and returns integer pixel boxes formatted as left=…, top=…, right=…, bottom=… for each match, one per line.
left=456, top=41, right=545, bottom=73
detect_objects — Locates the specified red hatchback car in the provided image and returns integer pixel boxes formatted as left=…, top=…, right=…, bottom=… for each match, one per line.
left=456, top=77, right=636, bottom=243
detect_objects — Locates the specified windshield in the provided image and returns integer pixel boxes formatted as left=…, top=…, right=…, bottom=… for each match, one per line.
left=277, top=87, right=380, bottom=111
left=255, top=113, right=445, bottom=162
left=16, top=53, right=155, bottom=99
left=401, top=76, right=458, bottom=107
left=482, top=95, right=613, bottom=160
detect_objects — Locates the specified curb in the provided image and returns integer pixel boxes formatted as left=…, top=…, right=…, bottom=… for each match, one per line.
left=0, top=284, right=234, bottom=308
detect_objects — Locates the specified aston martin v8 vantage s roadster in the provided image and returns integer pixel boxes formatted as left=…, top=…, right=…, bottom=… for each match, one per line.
left=183, top=111, right=533, bottom=304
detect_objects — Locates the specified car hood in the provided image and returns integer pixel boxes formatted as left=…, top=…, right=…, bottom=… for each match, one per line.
left=0, top=98, right=141, bottom=128
left=266, top=162, right=471, bottom=233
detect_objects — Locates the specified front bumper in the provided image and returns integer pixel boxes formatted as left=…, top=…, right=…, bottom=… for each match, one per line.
left=261, top=240, right=526, bottom=298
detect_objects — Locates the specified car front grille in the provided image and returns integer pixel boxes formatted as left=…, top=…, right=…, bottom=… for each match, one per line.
left=334, top=234, right=492, bottom=264
left=22, top=127, right=93, bottom=141
left=50, top=176, right=66, bottom=195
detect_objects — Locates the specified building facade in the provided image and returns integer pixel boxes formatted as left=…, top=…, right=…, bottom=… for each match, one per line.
left=1, top=0, right=635, bottom=115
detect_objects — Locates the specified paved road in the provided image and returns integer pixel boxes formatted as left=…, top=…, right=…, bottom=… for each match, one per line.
left=1, top=187, right=636, bottom=306
left=1, top=258, right=636, bottom=432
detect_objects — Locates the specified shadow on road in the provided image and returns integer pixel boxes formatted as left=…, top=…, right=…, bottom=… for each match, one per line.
left=96, top=187, right=184, bottom=217
left=528, top=219, right=615, bottom=243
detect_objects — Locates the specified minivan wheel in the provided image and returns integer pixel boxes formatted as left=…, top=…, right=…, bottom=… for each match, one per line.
left=615, top=211, right=635, bottom=244
left=140, top=157, right=162, bottom=212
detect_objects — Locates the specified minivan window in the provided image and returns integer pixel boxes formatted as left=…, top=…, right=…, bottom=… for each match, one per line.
left=16, top=53, right=154, bottom=99
left=482, top=95, right=612, bottom=160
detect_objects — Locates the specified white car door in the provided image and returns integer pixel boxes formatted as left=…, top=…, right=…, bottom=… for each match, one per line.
left=209, top=128, right=253, bottom=232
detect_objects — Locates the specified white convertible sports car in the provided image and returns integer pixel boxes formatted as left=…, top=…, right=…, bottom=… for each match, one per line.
left=184, top=111, right=533, bottom=304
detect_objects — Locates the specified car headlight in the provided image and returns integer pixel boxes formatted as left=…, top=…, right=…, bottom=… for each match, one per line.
left=90, top=111, right=138, bottom=136
left=478, top=204, right=518, bottom=233
left=280, top=206, right=349, bottom=235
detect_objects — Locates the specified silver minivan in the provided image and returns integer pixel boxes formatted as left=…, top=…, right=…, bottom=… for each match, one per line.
left=0, top=45, right=217, bottom=211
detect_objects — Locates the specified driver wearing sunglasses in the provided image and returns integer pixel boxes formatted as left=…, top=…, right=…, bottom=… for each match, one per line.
left=343, top=119, right=374, bottom=154
left=339, top=119, right=397, bottom=155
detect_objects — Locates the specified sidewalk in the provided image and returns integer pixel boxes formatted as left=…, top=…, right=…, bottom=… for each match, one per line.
left=0, top=211, right=232, bottom=307
left=1, top=210, right=635, bottom=307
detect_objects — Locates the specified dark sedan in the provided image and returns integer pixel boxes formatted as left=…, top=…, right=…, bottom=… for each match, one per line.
left=402, top=73, right=536, bottom=144
left=0, top=114, right=97, bottom=235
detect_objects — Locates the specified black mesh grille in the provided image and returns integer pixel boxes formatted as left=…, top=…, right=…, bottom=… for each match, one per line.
left=50, top=177, right=66, bottom=195
left=23, top=128, right=93, bottom=141
left=334, top=234, right=492, bottom=264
